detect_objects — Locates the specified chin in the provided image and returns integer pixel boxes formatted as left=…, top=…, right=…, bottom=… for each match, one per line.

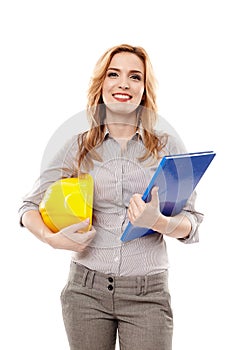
left=106, top=102, right=139, bottom=115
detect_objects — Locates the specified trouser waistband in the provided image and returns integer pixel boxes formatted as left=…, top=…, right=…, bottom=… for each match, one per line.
left=69, top=261, right=168, bottom=296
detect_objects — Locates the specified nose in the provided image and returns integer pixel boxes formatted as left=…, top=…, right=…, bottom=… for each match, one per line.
left=118, top=77, right=129, bottom=90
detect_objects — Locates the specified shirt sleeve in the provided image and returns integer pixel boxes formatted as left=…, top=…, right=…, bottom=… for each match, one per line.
left=163, top=133, right=204, bottom=244
left=18, top=135, right=79, bottom=226
left=178, top=191, right=204, bottom=244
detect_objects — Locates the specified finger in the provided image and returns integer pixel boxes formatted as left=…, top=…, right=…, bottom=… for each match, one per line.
left=127, top=207, right=135, bottom=222
left=130, top=193, right=143, bottom=205
left=80, top=228, right=96, bottom=239
left=128, top=212, right=137, bottom=225
left=61, top=219, right=90, bottom=235
left=128, top=206, right=142, bottom=225
left=130, top=194, right=145, bottom=212
left=62, top=228, right=96, bottom=244
left=77, top=218, right=90, bottom=229
left=150, top=187, right=159, bottom=207
left=129, top=199, right=140, bottom=217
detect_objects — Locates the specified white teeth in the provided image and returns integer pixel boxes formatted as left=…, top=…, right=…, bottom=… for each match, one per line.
left=114, top=94, right=131, bottom=99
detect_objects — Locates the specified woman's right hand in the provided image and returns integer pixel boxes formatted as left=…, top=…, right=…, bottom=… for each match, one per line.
left=43, top=218, right=96, bottom=252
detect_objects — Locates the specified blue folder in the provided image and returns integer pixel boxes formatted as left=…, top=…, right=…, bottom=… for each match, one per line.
left=121, top=151, right=216, bottom=242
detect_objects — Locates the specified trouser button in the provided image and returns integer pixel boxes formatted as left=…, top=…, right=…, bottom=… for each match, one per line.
left=108, top=284, right=113, bottom=291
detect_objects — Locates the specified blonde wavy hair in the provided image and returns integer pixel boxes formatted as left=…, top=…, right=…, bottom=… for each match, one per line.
left=77, top=44, right=166, bottom=171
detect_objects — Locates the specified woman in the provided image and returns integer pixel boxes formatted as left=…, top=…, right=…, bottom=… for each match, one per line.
left=19, top=44, right=203, bottom=350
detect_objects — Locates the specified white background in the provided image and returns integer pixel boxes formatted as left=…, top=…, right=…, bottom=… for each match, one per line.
left=0, top=0, right=232, bottom=349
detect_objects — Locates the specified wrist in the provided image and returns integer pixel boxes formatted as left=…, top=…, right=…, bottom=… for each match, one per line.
left=152, top=213, right=192, bottom=238
left=40, top=226, right=53, bottom=244
left=151, top=214, right=170, bottom=234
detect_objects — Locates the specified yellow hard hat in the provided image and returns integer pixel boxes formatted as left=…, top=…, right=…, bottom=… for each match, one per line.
left=39, top=174, right=94, bottom=233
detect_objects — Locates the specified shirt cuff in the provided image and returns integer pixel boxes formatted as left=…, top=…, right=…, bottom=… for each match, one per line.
left=177, top=210, right=204, bottom=244
left=18, top=203, right=39, bottom=227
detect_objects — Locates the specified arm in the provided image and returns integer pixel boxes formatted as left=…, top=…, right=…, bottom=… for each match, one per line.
left=22, top=210, right=96, bottom=252
left=128, top=187, right=192, bottom=239
left=150, top=209, right=192, bottom=239
left=128, top=132, right=204, bottom=241
left=19, top=135, right=95, bottom=251
left=22, top=210, right=51, bottom=243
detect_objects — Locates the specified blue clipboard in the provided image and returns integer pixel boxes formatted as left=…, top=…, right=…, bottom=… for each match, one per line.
left=121, top=151, right=216, bottom=242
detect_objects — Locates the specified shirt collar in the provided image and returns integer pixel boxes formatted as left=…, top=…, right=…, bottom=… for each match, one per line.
left=104, top=125, right=143, bottom=141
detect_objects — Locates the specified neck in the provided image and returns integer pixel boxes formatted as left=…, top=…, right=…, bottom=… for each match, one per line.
left=106, top=123, right=137, bottom=139
left=105, top=109, right=138, bottom=138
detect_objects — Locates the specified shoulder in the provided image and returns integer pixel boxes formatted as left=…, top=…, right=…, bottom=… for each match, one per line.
left=58, top=134, right=80, bottom=156
left=43, top=134, right=80, bottom=169
left=155, top=130, right=187, bottom=156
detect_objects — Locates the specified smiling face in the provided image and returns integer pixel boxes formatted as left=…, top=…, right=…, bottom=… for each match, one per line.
left=102, top=52, right=145, bottom=117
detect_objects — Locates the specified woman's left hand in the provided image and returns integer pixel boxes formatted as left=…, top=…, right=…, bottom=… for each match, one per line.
left=127, top=187, right=162, bottom=228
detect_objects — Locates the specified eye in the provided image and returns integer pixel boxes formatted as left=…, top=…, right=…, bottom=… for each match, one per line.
left=107, top=72, right=119, bottom=78
left=130, top=74, right=142, bottom=81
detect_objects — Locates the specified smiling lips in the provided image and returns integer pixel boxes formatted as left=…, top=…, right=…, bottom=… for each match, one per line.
left=112, top=93, right=132, bottom=102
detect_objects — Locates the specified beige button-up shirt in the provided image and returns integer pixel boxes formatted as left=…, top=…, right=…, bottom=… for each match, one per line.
left=19, top=130, right=203, bottom=276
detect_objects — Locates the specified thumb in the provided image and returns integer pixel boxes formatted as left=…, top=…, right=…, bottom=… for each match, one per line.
left=149, top=186, right=159, bottom=207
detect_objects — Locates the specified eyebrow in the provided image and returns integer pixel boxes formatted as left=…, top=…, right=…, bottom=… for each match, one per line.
left=107, top=67, right=144, bottom=75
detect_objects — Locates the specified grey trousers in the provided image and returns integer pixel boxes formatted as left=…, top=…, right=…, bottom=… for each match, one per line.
left=60, top=262, right=173, bottom=350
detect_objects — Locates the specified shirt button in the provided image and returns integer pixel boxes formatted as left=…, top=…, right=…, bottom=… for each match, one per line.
left=108, top=285, right=113, bottom=291
left=108, top=277, right=113, bottom=283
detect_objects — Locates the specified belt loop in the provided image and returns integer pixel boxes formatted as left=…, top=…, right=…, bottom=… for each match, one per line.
left=82, top=269, right=89, bottom=287
left=143, top=276, right=148, bottom=295
left=136, top=276, right=142, bottom=296
left=88, top=271, right=95, bottom=288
